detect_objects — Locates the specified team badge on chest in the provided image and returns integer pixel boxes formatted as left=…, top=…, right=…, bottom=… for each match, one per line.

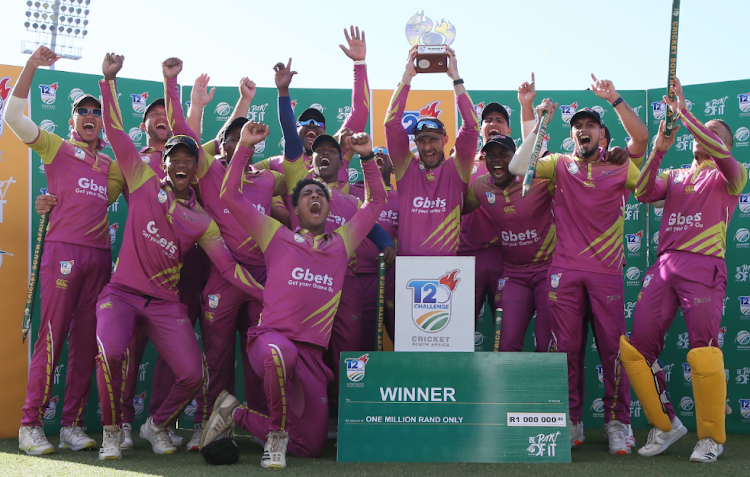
left=157, top=190, right=168, bottom=203
left=74, top=147, right=86, bottom=161
left=567, top=162, right=579, bottom=175
left=486, top=191, right=496, bottom=204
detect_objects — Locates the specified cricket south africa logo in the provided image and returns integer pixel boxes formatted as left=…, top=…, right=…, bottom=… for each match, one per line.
left=407, top=270, right=461, bottom=333
left=345, top=354, right=369, bottom=382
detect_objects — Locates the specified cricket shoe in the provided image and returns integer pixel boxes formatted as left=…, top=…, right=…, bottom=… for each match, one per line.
left=200, top=391, right=240, bottom=449
left=168, top=426, right=184, bottom=446
left=689, top=437, right=723, bottom=463
left=261, top=430, right=289, bottom=469
left=59, top=426, right=97, bottom=451
left=605, top=420, right=631, bottom=454
left=120, top=422, right=134, bottom=450
left=99, top=425, right=122, bottom=461
left=140, top=417, right=177, bottom=454
left=18, top=426, right=54, bottom=456
left=605, top=423, right=636, bottom=448
left=570, top=421, right=585, bottom=448
left=186, top=422, right=205, bottom=452
left=638, top=416, right=688, bottom=456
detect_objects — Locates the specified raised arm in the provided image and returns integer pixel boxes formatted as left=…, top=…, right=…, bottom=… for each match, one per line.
left=100, top=53, right=150, bottom=187
left=635, top=120, right=677, bottom=202
left=198, top=221, right=264, bottom=301
left=590, top=74, right=648, bottom=157
left=273, top=59, right=304, bottom=162
left=337, top=133, right=386, bottom=256
left=220, top=121, right=280, bottom=251
left=338, top=26, right=369, bottom=134
left=185, top=73, right=216, bottom=139
left=384, top=46, right=418, bottom=181
left=449, top=48, right=480, bottom=183
left=518, top=73, right=537, bottom=137
left=508, top=99, right=557, bottom=179
left=226, top=77, right=255, bottom=126
left=463, top=183, right=481, bottom=214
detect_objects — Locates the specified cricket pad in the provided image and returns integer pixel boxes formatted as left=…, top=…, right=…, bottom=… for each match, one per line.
left=619, top=335, right=672, bottom=432
left=687, top=346, right=726, bottom=444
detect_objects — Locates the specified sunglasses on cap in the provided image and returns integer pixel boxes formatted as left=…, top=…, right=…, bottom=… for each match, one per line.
left=75, top=107, right=102, bottom=118
left=373, top=147, right=388, bottom=155
left=297, top=119, right=325, bottom=128
left=414, top=119, right=442, bottom=132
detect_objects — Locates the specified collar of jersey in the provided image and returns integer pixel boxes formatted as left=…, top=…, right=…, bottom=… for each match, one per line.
left=160, top=177, right=196, bottom=208
left=573, top=147, right=606, bottom=163
left=140, top=145, right=163, bottom=154
left=69, top=131, right=106, bottom=152
left=294, top=227, right=327, bottom=240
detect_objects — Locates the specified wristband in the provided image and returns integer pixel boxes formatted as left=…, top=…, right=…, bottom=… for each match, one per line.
left=353, top=60, right=366, bottom=66
left=360, top=151, right=375, bottom=161
left=612, top=97, right=624, bottom=108
left=453, top=78, right=464, bottom=86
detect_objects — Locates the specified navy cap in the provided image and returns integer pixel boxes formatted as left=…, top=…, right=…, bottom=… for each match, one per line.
left=163, top=135, right=199, bottom=161
left=311, top=134, right=342, bottom=156
left=481, top=134, right=517, bottom=153
left=481, top=102, right=510, bottom=124
left=570, top=108, right=602, bottom=127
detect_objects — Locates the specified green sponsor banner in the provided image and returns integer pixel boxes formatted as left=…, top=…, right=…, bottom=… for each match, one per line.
left=338, top=352, right=570, bottom=463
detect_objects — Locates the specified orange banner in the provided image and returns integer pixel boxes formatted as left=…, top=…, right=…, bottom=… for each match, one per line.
left=371, top=88, right=457, bottom=157
left=0, top=65, right=31, bottom=438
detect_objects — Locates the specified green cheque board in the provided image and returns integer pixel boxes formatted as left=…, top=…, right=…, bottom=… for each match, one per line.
left=338, top=352, right=571, bottom=463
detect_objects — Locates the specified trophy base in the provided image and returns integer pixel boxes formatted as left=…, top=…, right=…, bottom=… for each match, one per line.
left=416, top=45, right=448, bottom=73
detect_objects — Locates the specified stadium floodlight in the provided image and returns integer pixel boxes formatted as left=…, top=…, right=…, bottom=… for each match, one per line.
left=21, top=0, right=92, bottom=68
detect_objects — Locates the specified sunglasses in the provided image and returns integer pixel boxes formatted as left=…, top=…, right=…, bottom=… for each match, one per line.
left=414, top=119, right=442, bottom=132
left=75, top=107, right=102, bottom=118
left=373, top=147, right=388, bottom=155
left=297, top=119, right=325, bottom=128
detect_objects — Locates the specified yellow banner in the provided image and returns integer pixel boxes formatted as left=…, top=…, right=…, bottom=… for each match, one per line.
left=0, top=65, right=30, bottom=438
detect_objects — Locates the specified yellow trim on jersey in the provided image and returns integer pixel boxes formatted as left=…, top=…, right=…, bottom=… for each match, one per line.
left=534, top=225, right=557, bottom=263
left=677, top=222, right=726, bottom=258
left=85, top=215, right=110, bottom=242
left=300, top=291, right=342, bottom=336
left=580, top=217, right=624, bottom=267
left=149, top=264, right=182, bottom=290
left=420, top=206, right=461, bottom=252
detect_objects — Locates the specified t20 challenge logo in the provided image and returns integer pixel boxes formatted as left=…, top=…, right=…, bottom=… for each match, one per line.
left=407, top=270, right=460, bottom=333
left=39, top=82, right=58, bottom=104
left=739, top=399, right=750, bottom=419
left=625, top=230, right=643, bottom=252
left=131, top=92, right=148, bottom=113
left=402, top=101, right=443, bottom=137
left=345, top=354, right=369, bottom=382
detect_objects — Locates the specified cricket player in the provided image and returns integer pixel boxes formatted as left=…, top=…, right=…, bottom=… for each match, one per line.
left=7, top=46, right=120, bottom=456
left=510, top=98, right=641, bottom=454
left=623, top=78, right=747, bottom=463
left=200, top=122, right=385, bottom=469
left=384, top=45, right=479, bottom=258
left=94, top=53, right=263, bottom=460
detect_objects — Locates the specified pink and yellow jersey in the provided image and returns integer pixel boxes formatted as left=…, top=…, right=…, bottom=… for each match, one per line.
left=100, top=79, right=263, bottom=302
left=28, top=128, right=116, bottom=250
left=113, top=146, right=164, bottom=204
left=384, top=84, right=480, bottom=256
left=459, top=159, right=501, bottom=253
left=636, top=108, right=747, bottom=259
left=221, top=145, right=386, bottom=348
left=536, top=149, right=639, bottom=275
left=466, top=175, right=555, bottom=271
left=350, top=184, right=399, bottom=274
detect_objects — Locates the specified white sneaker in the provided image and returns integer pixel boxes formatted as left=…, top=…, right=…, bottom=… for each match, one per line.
left=638, top=416, right=688, bottom=456
left=139, top=417, right=177, bottom=454
left=168, top=426, right=183, bottom=446
left=200, top=391, right=240, bottom=449
left=120, top=423, right=133, bottom=450
left=605, top=423, right=636, bottom=448
left=261, top=430, right=288, bottom=469
left=19, top=426, right=54, bottom=456
left=570, top=421, right=585, bottom=448
left=99, top=425, right=122, bottom=461
left=59, top=426, right=97, bottom=451
left=690, top=437, right=723, bottom=463
left=186, top=422, right=204, bottom=452
left=605, top=420, right=631, bottom=455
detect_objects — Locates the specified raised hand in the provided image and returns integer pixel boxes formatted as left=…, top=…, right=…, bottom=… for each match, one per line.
left=590, top=74, right=619, bottom=103
left=162, top=57, right=183, bottom=79
left=403, top=45, right=418, bottom=81
left=446, top=47, right=460, bottom=81
left=518, top=73, right=536, bottom=106
left=338, top=127, right=354, bottom=150
left=239, top=77, right=257, bottom=102
left=102, top=52, right=124, bottom=81
left=349, top=132, right=374, bottom=156
left=654, top=119, right=681, bottom=152
left=191, top=74, right=215, bottom=107
left=28, top=45, right=60, bottom=69
left=663, top=77, right=686, bottom=114
left=274, top=59, right=297, bottom=94
left=339, top=25, right=366, bottom=62
left=239, top=121, right=270, bottom=148
left=535, top=98, right=558, bottom=122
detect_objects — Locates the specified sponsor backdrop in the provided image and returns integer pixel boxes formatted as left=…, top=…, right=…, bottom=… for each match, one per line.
left=0, top=62, right=747, bottom=437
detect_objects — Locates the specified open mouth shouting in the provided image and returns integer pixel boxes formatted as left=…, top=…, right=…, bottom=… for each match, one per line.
left=173, top=170, right=189, bottom=186
left=318, top=157, right=330, bottom=171
left=309, top=199, right=322, bottom=216
left=83, top=121, right=96, bottom=133
left=578, top=133, right=592, bottom=148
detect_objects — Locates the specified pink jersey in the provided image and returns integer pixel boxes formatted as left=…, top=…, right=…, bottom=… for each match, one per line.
left=101, top=79, right=263, bottom=302
left=384, top=84, right=480, bottom=256
left=466, top=175, right=555, bottom=271
left=115, top=146, right=164, bottom=204
left=536, top=149, right=639, bottom=275
left=636, top=108, right=747, bottom=258
left=27, top=129, right=114, bottom=250
left=221, top=144, right=386, bottom=348
left=459, top=159, right=502, bottom=253
left=350, top=184, right=399, bottom=274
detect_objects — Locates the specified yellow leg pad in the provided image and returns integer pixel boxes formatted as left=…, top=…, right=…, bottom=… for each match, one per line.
left=619, top=335, right=672, bottom=432
left=687, top=347, right=726, bottom=444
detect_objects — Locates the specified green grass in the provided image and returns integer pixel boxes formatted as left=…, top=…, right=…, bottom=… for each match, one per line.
left=2, top=428, right=749, bottom=477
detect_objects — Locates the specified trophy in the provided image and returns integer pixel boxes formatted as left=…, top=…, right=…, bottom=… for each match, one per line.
left=405, top=10, right=456, bottom=73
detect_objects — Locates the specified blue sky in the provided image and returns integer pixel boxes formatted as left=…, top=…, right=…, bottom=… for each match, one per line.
left=0, top=0, right=746, bottom=93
